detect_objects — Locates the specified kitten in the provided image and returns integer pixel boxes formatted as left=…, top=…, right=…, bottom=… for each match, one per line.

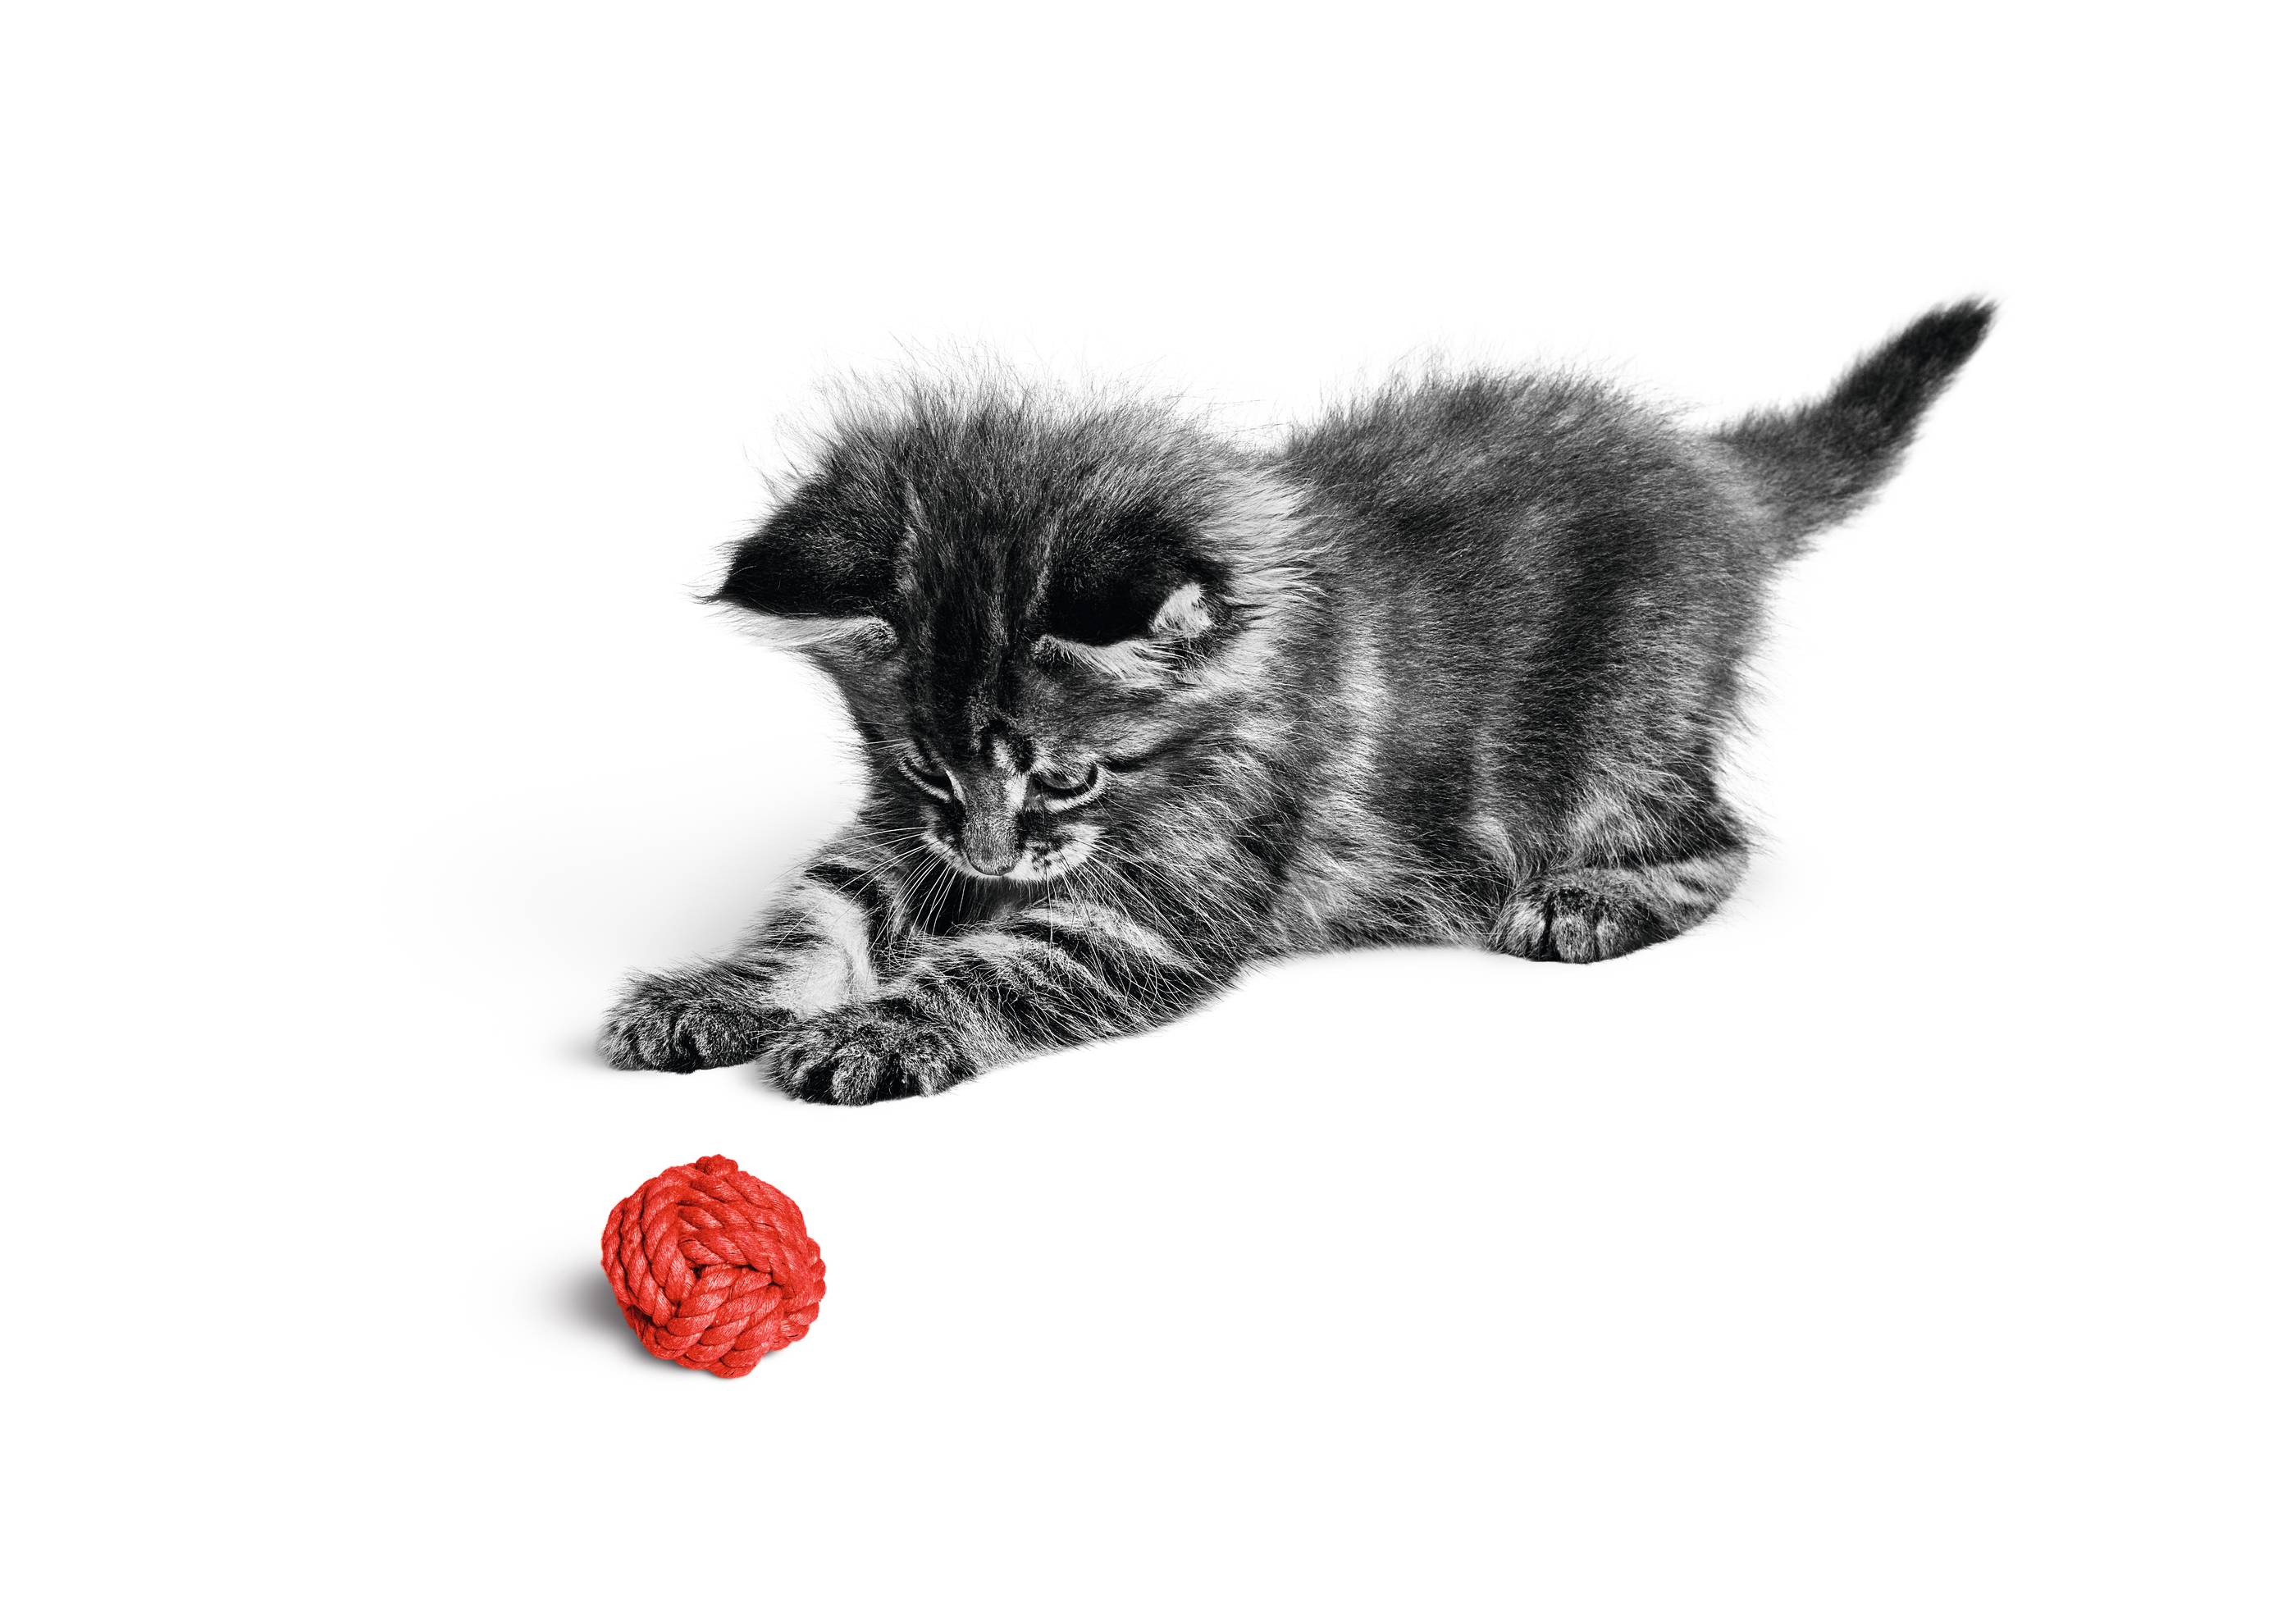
left=599, top=303, right=1992, bottom=1103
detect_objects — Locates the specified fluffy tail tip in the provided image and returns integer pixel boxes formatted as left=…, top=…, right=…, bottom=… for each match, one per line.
left=1900, top=298, right=1996, bottom=368
left=1717, top=297, right=1996, bottom=554
left=1834, top=297, right=1997, bottom=421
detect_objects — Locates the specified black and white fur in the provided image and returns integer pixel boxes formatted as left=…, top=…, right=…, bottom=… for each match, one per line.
left=600, top=303, right=1992, bottom=1103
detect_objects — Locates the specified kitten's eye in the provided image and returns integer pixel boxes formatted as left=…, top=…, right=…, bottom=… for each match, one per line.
left=1032, top=762, right=1104, bottom=808
left=894, top=751, right=956, bottom=801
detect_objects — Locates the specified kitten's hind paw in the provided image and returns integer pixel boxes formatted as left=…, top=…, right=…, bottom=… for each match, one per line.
left=764, top=1001, right=974, bottom=1106
left=1494, top=853, right=1745, bottom=965
left=596, top=968, right=788, bottom=1073
left=1517, top=881, right=1659, bottom=963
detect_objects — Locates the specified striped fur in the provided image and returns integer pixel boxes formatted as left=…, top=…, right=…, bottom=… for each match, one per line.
left=599, top=303, right=1992, bottom=1101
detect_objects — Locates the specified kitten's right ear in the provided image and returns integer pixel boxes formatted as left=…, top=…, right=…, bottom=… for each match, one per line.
left=706, top=486, right=898, bottom=654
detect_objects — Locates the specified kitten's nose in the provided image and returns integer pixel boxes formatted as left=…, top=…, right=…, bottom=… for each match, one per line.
left=960, top=819, right=1020, bottom=876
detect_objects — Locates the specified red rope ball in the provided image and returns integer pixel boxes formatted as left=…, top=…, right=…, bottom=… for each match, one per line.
left=600, top=1155, right=827, bottom=1378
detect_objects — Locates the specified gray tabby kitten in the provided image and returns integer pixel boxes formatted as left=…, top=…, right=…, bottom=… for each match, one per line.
left=600, top=303, right=1992, bottom=1103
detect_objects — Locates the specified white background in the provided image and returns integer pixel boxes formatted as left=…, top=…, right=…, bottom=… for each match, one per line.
left=5, top=3, right=2289, bottom=1619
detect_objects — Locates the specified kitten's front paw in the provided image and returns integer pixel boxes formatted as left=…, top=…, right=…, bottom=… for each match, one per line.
left=764, top=1001, right=974, bottom=1106
left=597, top=969, right=788, bottom=1074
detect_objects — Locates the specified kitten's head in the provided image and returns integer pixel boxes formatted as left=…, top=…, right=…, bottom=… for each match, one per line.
left=710, top=382, right=1310, bottom=883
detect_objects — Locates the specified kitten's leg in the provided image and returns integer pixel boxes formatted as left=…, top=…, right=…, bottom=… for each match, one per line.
left=597, top=831, right=917, bottom=1073
left=764, top=883, right=1251, bottom=1105
left=1490, top=807, right=1750, bottom=965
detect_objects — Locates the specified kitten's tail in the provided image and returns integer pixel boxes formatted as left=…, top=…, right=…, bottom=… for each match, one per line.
left=1716, top=299, right=1993, bottom=557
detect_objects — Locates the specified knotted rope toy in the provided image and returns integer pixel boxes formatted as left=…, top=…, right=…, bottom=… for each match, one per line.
left=600, top=1155, right=826, bottom=1377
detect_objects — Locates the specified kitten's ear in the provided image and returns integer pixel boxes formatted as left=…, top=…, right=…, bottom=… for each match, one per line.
left=1061, top=472, right=1315, bottom=691
left=1034, top=580, right=1216, bottom=687
left=1146, top=580, right=1215, bottom=638
left=708, top=486, right=898, bottom=653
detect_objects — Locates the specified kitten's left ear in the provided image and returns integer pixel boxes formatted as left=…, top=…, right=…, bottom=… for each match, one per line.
left=1144, top=580, right=1215, bottom=638
left=1034, top=579, right=1216, bottom=686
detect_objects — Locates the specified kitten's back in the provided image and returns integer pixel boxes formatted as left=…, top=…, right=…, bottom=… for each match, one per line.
left=1258, top=303, right=1992, bottom=887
